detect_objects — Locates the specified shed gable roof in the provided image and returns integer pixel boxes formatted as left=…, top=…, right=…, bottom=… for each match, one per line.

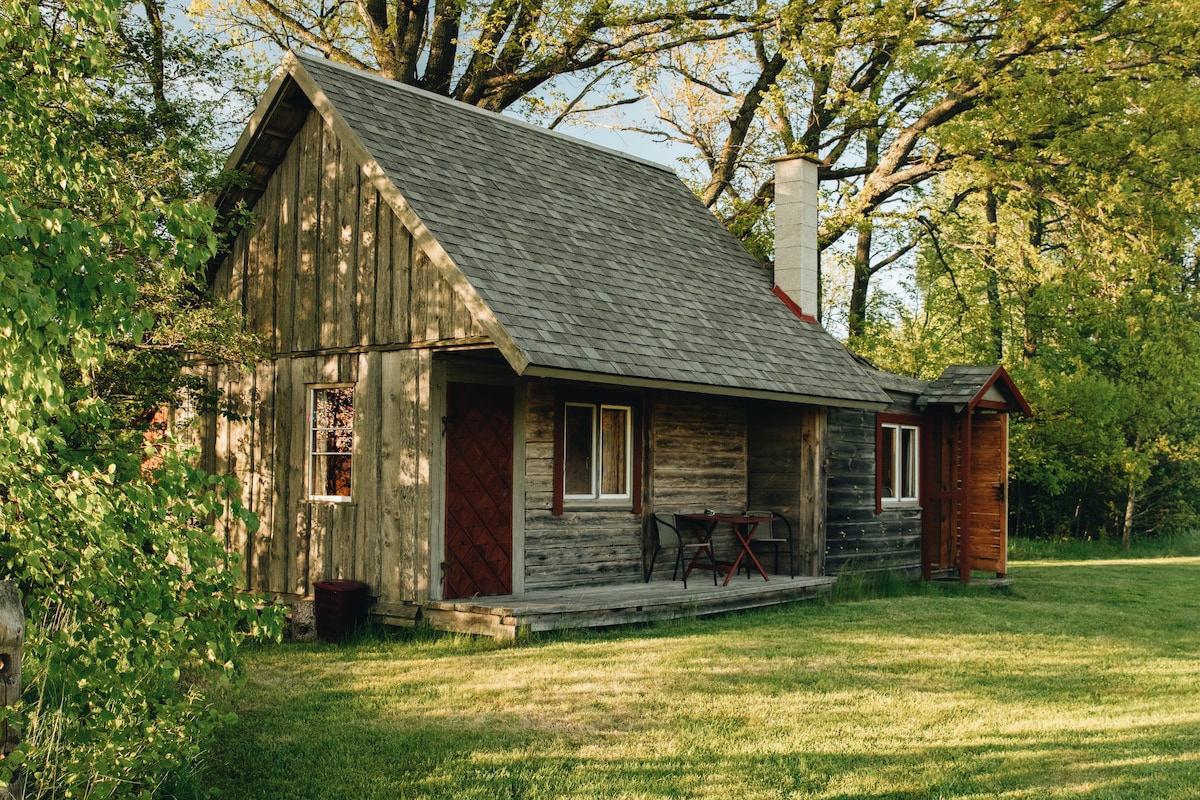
left=919, top=366, right=1031, bottom=415
left=221, top=52, right=890, bottom=408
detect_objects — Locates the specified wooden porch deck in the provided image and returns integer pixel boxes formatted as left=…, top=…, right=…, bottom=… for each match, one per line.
left=380, top=574, right=837, bottom=639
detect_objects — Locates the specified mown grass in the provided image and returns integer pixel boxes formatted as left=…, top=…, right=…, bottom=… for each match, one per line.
left=1008, top=529, right=1200, bottom=562
left=198, top=540, right=1200, bottom=799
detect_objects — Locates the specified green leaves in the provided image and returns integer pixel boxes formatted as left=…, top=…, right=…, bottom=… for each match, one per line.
left=0, top=0, right=284, bottom=794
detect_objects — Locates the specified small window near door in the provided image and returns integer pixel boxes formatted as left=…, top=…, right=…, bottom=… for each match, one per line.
left=309, top=385, right=354, bottom=501
left=879, top=419, right=919, bottom=505
left=563, top=402, right=632, bottom=502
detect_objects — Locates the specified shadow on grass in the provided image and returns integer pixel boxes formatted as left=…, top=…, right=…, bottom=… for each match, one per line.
left=198, top=555, right=1200, bottom=800
left=205, top=694, right=1200, bottom=799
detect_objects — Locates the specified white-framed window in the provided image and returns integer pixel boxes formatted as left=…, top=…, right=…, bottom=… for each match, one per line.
left=563, top=402, right=632, bottom=503
left=308, top=385, right=354, bottom=501
left=880, top=421, right=919, bottom=504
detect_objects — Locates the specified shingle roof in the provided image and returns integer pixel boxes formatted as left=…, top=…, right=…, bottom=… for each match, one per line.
left=919, top=366, right=1007, bottom=409
left=280, top=53, right=890, bottom=407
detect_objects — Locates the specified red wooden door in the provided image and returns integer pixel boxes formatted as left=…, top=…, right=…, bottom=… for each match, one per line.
left=966, top=413, right=1008, bottom=576
left=443, top=382, right=514, bottom=599
left=921, top=412, right=960, bottom=578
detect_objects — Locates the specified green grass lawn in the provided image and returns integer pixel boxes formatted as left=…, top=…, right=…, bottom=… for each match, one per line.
left=201, top=551, right=1200, bottom=799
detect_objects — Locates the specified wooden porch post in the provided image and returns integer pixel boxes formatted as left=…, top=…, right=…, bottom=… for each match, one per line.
left=799, top=407, right=827, bottom=577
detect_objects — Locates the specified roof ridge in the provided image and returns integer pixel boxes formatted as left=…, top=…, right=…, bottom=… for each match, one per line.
left=290, top=49, right=676, bottom=176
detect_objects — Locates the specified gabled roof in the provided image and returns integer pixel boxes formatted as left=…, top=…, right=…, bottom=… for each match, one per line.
left=918, top=366, right=1031, bottom=415
left=220, top=52, right=890, bottom=408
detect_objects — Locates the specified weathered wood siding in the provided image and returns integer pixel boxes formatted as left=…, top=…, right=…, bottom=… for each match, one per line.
left=650, top=391, right=747, bottom=511
left=209, top=107, right=480, bottom=604
left=211, top=110, right=485, bottom=352
left=522, top=383, right=643, bottom=590
left=649, top=391, right=748, bottom=565
left=825, top=408, right=921, bottom=576
left=746, top=401, right=826, bottom=576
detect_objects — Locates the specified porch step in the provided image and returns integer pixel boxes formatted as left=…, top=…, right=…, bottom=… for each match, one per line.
left=406, top=574, right=838, bottom=639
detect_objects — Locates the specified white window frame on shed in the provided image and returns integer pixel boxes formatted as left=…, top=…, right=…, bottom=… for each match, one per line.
left=307, top=384, right=355, bottom=502
left=879, top=420, right=920, bottom=505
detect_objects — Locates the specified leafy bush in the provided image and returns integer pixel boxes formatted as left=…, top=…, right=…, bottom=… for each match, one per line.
left=0, top=1, right=284, bottom=794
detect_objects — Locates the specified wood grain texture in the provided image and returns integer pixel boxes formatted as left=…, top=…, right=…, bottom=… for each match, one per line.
left=522, top=383, right=642, bottom=590
left=825, top=407, right=921, bottom=577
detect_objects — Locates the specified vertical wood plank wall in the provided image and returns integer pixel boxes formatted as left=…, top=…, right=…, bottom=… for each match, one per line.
left=966, top=412, right=1007, bottom=574
left=825, top=408, right=922, bottom=576
left=209, top=109, right=479, bottom=604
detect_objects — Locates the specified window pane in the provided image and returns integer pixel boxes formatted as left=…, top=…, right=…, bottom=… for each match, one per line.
left=311, top=387, right=354, bottom=498
left=564, top=404, right=594, bottom=496
left=314, top=454, right=352, bottom=497
left=600, top=407, right=628, bottom=496
left=319, top=428, right=354, bottom=454
left=314, top=387, right=353, bottom=430
left=900, top=427, right=917, bottom=499
left=880, top=426, right=897, bottom=498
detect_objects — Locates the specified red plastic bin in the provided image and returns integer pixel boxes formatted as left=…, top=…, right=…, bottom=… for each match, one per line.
left=312, top=580, right=369, bottom=643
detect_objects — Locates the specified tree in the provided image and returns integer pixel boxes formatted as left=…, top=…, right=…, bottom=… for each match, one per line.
left=190, top=0, right=768, bottom=111
left=847, top=35, right=1200, bottom=542
left=0, top=1, right=280, bottom=794
left=616, top=0, right=1200, bottom=337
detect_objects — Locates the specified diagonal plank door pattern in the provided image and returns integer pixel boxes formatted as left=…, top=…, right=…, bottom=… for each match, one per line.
left=443, top=382, right=514, bottom=599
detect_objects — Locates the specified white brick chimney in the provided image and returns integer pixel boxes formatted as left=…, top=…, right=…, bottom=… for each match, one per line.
left=772, top=154, right=820, bottom=322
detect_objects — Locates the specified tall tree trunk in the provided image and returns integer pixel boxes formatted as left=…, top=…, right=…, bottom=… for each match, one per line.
left=1123, top=434, right=1142, bottom=550
left=1122, top=473, right=1136, bottom=551
left=845, top=114, right=882, bottom=341
left=984, top=188, right=1003, bottom=363
left=848, top=221, right=872, bottom=341
left=1021, top=210, right=1047, bottom=365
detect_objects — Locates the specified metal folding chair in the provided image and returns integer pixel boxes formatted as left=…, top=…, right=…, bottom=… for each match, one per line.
left=645, top=513, right=719, bottom=588
left=744, top=511, right=795, bottom=578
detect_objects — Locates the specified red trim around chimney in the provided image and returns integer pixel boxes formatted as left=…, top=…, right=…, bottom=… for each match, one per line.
left=773, top=285, right=817, bottom=323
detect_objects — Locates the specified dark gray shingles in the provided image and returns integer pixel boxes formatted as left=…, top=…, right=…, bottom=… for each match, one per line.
left=919, top=366, right=1001, bottom=407
left=297, top=53, right=888, bottom=406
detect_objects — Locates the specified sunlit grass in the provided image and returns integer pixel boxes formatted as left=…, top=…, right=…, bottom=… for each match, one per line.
left=1007, top=529, right=1200, bottom=561
left=201, top=550, right=1200, bottom=799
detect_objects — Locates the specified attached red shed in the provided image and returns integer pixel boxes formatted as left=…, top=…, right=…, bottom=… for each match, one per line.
left=917, top=366, right=1031, bottom=582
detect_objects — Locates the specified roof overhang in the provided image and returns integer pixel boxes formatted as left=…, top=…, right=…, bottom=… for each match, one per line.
left=521, top=365, right=889, bottom=410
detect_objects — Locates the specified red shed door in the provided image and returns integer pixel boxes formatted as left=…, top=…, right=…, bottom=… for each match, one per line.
left=966, top=413, right=1008, bottom=576
left=443, top=382, right=514, bottom=599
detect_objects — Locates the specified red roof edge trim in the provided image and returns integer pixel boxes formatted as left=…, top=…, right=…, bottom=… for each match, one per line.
left=970, top=366, right=1032, bottom=416
left=772, top=285, right=817, bottom=324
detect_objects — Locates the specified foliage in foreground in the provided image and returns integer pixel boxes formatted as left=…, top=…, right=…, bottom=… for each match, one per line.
left=206, top=546, right=1200, bottom=799
left=0, top=2, right=282, bottom=795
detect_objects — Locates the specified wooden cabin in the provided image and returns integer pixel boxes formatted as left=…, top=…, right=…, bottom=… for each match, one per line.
left=203, top=52, right=1027, bottom=637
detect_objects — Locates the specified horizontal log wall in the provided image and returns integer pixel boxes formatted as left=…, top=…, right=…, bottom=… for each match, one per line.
left=209, top=106, right=477, bottom=604
left=650, top=391, right=747, bottom=512
left=522, top=383, right=642, bottom=590
left=746, top=401, right=826, bottom=576
left=825, top=408, right=921, bottom=576
left=649, top=391, right=748, bottom=565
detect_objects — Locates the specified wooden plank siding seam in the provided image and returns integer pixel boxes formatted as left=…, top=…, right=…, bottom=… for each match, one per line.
left=281, top=61, right=528, bottom=372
